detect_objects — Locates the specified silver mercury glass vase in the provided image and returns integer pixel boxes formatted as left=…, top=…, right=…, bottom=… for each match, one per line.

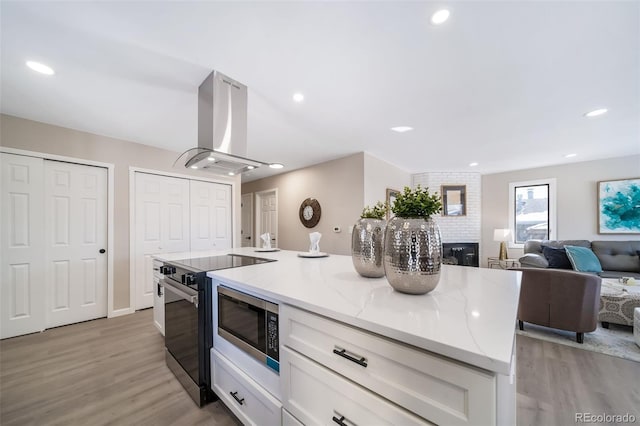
left=383, top=217, right=442, bottom=294
left=351, top=218, right=386, bottom=278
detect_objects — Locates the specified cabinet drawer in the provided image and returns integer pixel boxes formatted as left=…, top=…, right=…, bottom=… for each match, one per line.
left=282, top=346, right=432, bottom=426
left=211, top=350, right=282, bottom=426
left=282, top=408, right=304, bottom=426
left=281, top=305, right=496, bottom=426
left=152, top=259, right=164, bottom=280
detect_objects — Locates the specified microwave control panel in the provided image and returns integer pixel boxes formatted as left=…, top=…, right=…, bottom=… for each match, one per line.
left=266, top=312, right=279, bottom=362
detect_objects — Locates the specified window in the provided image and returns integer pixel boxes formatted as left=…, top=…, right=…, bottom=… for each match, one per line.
left=508, top=178, right=556, bottom=246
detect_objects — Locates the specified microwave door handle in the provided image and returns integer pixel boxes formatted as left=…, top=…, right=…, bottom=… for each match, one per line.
left=162, top=279, right=199, bottom=307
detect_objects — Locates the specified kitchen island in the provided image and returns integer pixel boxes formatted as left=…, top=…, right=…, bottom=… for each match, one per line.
left=157, top=247, right=521, bottom=425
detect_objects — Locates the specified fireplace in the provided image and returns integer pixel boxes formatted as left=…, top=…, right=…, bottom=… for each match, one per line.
left=442, top=243, right=479, bottom=267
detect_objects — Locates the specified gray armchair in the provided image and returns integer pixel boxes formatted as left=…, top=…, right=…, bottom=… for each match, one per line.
left=517, top=268, right=602, bottom=343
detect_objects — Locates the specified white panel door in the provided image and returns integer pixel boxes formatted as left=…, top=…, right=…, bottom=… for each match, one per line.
left=241, top=193, right=253, bottom=247
left=134, top=173, right=190, bottom=310
left=44, top=160, right=108, bottom=328
left=190, top=180, right=232, bottom=251
left=259, top=192, right=277, bottom=248
left=0, top=153, right=46, bottom=339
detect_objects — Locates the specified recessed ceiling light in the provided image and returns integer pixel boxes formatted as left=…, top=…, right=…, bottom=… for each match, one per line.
left=471, top=310, right=480, bottom=318
left=247, top=165, right=255, bottom=170
left=469, top=162, right=479, bottom=167
left=207, top=156, right=215, bottom=161
left=431, top=9, right=450, bottom=25
left=390, top=126, right=413, bottom=133
left=269, top=163, right=284, bottom=169
left=584, top=108, right=608, bottom=118
left=190, top=165, right=198, bottom=169
left=26, top=60, right=55, bottom=75
left=565, top=153, right=577, bottom=158
left=292, top=93, right=304, bottom=103
left=228, top=172, right=235, bottom=176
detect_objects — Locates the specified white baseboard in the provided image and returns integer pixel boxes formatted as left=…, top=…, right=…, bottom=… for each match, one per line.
left=109, top=307, right=134, bottom=318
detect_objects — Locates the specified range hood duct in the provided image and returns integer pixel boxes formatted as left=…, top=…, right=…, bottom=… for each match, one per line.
left=175, top=70, right=278, bottom=176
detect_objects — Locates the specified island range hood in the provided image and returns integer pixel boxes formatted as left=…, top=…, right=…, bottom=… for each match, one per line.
left=175, top=70, right=281, bottom=176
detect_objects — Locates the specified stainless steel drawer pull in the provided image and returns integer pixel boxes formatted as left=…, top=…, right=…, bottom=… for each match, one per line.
left=230, top=391, right=245, bottom=405
left=333, top=346, right=368, bottom=367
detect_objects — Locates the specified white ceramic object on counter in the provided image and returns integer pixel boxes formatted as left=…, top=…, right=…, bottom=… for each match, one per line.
left=260, top=232, right=272, bottom=249
left=297, top=252, right=329, bottom=258
left=309, top=232, right=322, bottom=254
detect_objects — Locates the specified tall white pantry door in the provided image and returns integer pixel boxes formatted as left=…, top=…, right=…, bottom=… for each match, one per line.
left=44, top=161, right=108, bottom=328
left=1, top=154, right=108, bottom=339
left=190, top=180, right=232, bottom=251
left=134, top=173, right=190, bottom=310
left=1, top=154, right=46, bottom=338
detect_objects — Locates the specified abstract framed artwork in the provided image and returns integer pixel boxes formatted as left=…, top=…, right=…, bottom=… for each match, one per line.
left=597, top=177, right=640, bottom=234
left=386, top=188, right=400, bottom=220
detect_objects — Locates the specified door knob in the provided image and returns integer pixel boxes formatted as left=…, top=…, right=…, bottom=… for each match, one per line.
left=99, top=249, right=106, bottom=254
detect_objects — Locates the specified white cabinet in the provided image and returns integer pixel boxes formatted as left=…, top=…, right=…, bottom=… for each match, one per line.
left=211, top=349, right=282, bottom=426
left=281, top=304, right=504, bottom=426
left=281, top=346, right=431, bottom=425
left=151, top=259, right=164, bottom=335
left=282, top=408, right=303, bottom=426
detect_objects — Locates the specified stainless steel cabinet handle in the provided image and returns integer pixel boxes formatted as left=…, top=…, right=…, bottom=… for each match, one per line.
left=230, top=391, right=244, bottom=405
left=162, top=279, right=198, bottom=307
left=333, top=346, right=368, bottom=367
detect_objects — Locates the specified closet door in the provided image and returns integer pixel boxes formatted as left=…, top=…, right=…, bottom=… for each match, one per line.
left=0, top=154, right=45, bottom=339
left=190, top=180, right=232, bottom=251
left=44, top=160, right=108, bottom=328
left=134, top=173, right=190, bottom=310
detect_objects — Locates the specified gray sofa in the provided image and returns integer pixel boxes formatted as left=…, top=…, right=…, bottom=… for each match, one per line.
left=519, top=240, right=640, bottom=279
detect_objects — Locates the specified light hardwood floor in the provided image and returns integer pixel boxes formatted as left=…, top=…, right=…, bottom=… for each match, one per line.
left=0, top=309, right=240, bottom=426
left=516, top=334, right=640, bottom=426
left=1, top=309, right=639, bottom=425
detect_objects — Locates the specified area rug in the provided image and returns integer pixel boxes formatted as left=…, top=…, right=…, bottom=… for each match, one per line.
left=516, top=323, right=640, bottom=363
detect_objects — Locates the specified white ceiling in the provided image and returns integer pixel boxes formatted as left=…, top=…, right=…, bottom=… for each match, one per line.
left=1, top=1, right=638, bottom=182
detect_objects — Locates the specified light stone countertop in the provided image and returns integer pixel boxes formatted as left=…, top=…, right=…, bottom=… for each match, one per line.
left=154, top=247, right=521, bottom=375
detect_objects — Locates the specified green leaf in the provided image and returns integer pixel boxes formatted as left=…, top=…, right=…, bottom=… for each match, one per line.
left=390, top=185, right=442, bottom=218
left=361, top=201, right=388, bottom=219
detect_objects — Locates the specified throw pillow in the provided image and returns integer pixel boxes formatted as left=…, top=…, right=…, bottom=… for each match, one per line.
left=564, top=245, right=603, bottom=273
left=541, top=245, right=572, bottom=269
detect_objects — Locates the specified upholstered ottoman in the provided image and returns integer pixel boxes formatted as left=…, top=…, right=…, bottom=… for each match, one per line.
left=599, top=279, right=640, bottom=328
left=635, top=308, right=640, bottom=347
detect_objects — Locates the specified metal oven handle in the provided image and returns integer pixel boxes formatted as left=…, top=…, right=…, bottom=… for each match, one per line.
left=162, top=279, right=199, bottom=307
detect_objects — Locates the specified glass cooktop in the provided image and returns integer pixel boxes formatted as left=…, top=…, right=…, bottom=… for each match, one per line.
left=168, top=254, right=276, bottom=273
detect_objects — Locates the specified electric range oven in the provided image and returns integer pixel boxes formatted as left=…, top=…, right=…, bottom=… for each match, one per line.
left=160, top=254, right=276, bottom=407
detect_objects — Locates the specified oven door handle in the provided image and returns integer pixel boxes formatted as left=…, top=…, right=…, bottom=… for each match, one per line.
left=162, top=279, right=199, bottom=307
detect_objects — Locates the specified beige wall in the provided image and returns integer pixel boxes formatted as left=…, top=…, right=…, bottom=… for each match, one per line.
left=242, top=153, right=364, bottom=255
left=363, top=153, right=411, bottom=209
left=481, top=155, right=640, bottom=265
left=0, top=114, right=240, bottom=311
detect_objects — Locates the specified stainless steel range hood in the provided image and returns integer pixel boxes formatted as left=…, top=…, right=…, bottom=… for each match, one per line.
left=175, top=71, right=279, bottom=176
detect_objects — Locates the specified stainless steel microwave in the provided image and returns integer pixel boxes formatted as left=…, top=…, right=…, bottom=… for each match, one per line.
left=217, top=286, right=279, bottom=373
